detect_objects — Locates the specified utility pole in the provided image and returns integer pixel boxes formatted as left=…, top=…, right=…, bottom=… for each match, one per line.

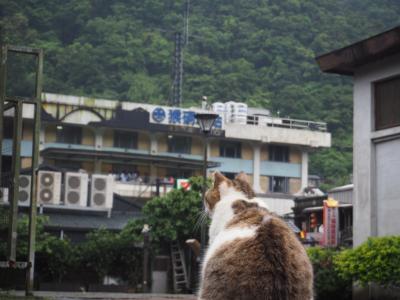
left=0, top=45, right=42, bottom=296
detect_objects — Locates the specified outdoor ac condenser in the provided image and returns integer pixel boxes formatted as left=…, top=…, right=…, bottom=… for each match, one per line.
left=37, top=171, right=61, bottom=205
left=90, top=174, right=114, bottom=209
left=64, top=172, right=88, bottom=207
left=18, top=175, right=32, bottom=205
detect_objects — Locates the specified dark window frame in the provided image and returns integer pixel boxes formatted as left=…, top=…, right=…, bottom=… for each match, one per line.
left=56, top=126, right=82, bottom=145
left=166, top=168, right=193, bottom=179
left=374, top=75, right=400, bottom=131
left=113, top=130, right=138, bottom=149
left=219, top=141, right=242, bottom=158
left=269, top=145, right=289, bottom=162
left=269, top=176, right=289, bottom=193
left=167, top=135, right=192, bottom=154
left=222, top=172, right=237, bottom=180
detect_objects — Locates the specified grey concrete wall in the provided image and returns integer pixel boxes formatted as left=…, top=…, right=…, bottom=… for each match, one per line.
left=353, top=53, right=400, bottom=247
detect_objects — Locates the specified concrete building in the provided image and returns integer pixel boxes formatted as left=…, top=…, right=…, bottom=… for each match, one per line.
left=1, top=93, right=330, bottom=216
left=317, top=25, right=400, bottom=300
left=317, top=25, right=400, bottom=246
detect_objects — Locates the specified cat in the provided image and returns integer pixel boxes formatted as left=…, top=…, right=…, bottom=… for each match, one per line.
left=199, top=172, right=313, bottom=300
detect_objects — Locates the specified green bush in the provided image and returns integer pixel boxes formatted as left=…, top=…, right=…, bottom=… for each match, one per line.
left=307, top=247, right=352, bottom=300
left=141, top=187, right=203, bottom=250
left=335, top=236, right=400, bottom=288
left=79, top=228, right=142, bottom=285
left=36, top=236, right=77, bottom=283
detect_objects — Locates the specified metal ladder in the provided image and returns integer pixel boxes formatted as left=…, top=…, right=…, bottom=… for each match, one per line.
left=170, top=241, right=189, bottom=292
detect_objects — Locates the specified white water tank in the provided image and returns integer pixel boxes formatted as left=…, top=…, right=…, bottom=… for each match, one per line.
left=212, top=102, right=225, bottom=114
left=224, top=102, right=247, bottom=124
left=211, top=102, right=225, bottom=125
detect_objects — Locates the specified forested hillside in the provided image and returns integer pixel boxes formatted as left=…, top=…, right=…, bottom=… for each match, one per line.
left=1, top=0, right=400, bottom=189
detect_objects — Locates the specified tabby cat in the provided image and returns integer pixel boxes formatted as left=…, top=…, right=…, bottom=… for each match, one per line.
left=199, top=172, right=313, bottom=300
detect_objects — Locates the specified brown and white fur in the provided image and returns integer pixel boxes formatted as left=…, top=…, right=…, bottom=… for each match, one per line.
left=199, top=172, right=313, bottom=300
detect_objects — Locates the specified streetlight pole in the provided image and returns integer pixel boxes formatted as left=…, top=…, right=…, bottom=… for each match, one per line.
left=200, top=134, right=208, bottom=255
left=195, top=113, right=218, bottom=255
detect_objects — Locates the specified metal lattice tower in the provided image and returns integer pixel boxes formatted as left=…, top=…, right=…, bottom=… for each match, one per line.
left=171, top=32, right=183, bottom=107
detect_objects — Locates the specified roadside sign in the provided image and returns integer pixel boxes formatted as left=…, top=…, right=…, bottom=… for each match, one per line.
left=176, top=179, right=191, bottom=191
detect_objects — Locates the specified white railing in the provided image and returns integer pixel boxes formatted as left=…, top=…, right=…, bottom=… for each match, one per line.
left=114, top=180, right=174, bottom=198
left=246, top=115, right=327, bottom=132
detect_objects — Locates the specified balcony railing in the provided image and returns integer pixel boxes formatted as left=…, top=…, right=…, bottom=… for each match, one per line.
left=246, top=115, right=327, bottom=132
left=114, top=177, right=175, bottom=199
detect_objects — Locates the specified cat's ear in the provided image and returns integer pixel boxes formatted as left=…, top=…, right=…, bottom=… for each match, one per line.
left=213, top=171, right=227, bottom=187
left=235, top=172, right=249, bottom=183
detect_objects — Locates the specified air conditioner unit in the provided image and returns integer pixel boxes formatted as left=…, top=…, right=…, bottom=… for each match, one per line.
left=18, top=175, right=31, bottom=205
left=90, top=174, right=114, bottom=209
left=0, top=187, right=9, bottom=203
left=64, top=172, right=88, bottom=207
left=37, top=171, right=62, bottom=205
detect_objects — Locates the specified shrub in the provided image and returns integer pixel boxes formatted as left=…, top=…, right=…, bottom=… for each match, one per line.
left=307, top=247, right=352, bottom=300
left=141, top=187, right=203, bottom=250
left=335, top=236, right=400, bottom=288
left=36, top=236, right=77, bottom=283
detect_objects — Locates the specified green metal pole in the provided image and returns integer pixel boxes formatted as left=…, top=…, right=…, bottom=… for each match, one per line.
left=8, top=100, right=23, bottom=262
left=200, top=135, right=208, bottom=255
left=26, top=49, right=43, bottom=295
left=0, top=45, right=7, bottom=193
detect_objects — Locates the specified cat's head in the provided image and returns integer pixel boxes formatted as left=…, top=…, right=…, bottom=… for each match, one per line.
left=205, top=172, right=255, bottom=214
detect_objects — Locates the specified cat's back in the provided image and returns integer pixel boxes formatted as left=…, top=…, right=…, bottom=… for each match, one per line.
left=200, top=200, right=313, bottom=300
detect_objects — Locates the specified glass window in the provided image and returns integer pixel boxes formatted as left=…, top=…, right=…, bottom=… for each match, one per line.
left=56, top=126, right=82, bottom=144
left=219, top=141, right=241, bottom=158
left=375, top=76, right=400, bottom=130
left=167, top=136, right=191, bottom=154
left=269, top=176, right=289, bottom=193
left=222, top=172, right=236, bottom=180
left=54, top=160, right=81, bottom=171
left=166, top=168, right=193, bottom=179
left=3, top=119, right=13, bottom=139
left=114, top=130, right=138, bottom=149
left=269, top=145, right=289, bottom=162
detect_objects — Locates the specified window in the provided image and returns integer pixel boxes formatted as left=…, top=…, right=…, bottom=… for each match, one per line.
left=56, top=126, right=82, bottom=144
left=222, top=172, right=236, bottom=180
left=54, top=160, right=81, bottom=171
left=167, top=136, right=191, bottom=154
left=219, top=142, right=241, bottom=158
left=375, top=76, right=400, bottom=130
left=166, top=168, right=193, bottom=179
left=3, top=119, right=13, bottom=139
left=269, top=176, right=289, bottom=193
left=114, top=130, right=138, bottom=149
left=269, top=145, right=289, bottom=162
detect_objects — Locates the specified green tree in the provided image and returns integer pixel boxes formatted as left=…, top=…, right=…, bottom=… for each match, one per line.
left=36, top=236, right=76, bottom=283
left=142, top=188, right=202, bottom=248
left=307, top=247, right=352, bottom=300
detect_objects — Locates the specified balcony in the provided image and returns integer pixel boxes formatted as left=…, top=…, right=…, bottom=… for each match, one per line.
left=224, top=117, right=331, bottom=148
left=210, top=157, right=301, bottom=178
left=41, top=143, right=219, bottom=169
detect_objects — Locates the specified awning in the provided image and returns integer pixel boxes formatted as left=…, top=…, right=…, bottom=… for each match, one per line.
left=44, top=211, right=140, bottom=231
left=302, top=203, right=353, bottom=213
left=41, top=146, right=220, bottom=169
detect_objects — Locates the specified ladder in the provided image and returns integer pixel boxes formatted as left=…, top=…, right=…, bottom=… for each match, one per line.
left=170, top=241, right=189, bottom=292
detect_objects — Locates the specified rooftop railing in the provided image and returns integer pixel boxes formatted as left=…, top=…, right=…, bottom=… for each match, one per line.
left=246, top=115, right=327, bottom=132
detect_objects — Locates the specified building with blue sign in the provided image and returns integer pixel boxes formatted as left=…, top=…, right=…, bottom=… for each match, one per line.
left=1, top=93, right=330, bottom=215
